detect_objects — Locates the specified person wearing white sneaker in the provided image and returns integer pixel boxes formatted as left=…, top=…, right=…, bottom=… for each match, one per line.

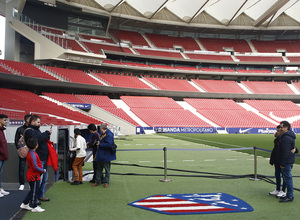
left=31, top=206, right=45, bottom=212
left=0, top=114, right=9, bottom=198
left=0, top=192, right=4, bottom=198
left=0, top=188, right=10, bottom=196
left=269, top=126, right=286, bottom=196
left=19, top=184, right=25, bottom=191
left=277, top=191, right=286, bottom=198
left=21, top=138, right=46, bottom=213
left=20, top=203, right=33, bottom=211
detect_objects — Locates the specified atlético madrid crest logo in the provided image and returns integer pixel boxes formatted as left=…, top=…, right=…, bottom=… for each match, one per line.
left=128, top=193, right=254, bottom=215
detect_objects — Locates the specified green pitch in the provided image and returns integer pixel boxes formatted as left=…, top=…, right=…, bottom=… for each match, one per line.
left=23, top=134, right=300, bottom=220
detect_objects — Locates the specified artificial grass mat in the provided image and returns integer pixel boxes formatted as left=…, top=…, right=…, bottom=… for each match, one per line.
left=23, top=134, right=300, bottom=220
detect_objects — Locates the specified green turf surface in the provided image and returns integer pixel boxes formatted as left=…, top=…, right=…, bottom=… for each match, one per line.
left=23, top=134, right=300, bottom=220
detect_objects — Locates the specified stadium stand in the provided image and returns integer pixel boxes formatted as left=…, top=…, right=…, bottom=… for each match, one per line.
left=102, top=60, right=126, bottom=65
left=124, top=61, right=150, bottom=68
left=92, top=72, right=152, bottom=89
left=79, top=34, right=115, bottom=44
left=44, top=66, right=104, bottom=85
left=0, top=88, right=101, bottom=125
left=243, top=100, right=300, bottom=127
left=175, top=66, right=199, bottom=71
left=82, top=41, right=125, bottom=54
left=191, top=79, right=247, bottom=93
left=77, top=95, right=140, bottom=126
left=134, top=48, right=184, bottom=58
left=184, top=98, right=275, bottom=128
left=145, top=33, right=201, bottom=50
left=185, top=52, right=233, bottom=61
left=241, top=81, right=295, bottom=94
left=251, top=39, right=300, bottom=53
left=121, top=96, right=211, bottom=127
left=65, top=39, right=87, bottom=52
left=144, top=77, right=199, bottom=92
left=198, top=38, right=252, bottom=53
left=150, top=64, right=176, bottom=70
left=0, top=60, right=59, bottom=80
left=236, top=69, right=272, bottom=74
left=235, top=55, right=284, bottom=63
left=110, top=29, right=150, bottom=47
left=201, top=68, right=235, bottom=73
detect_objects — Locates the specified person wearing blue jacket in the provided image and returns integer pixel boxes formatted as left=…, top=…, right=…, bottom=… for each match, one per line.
left=278, top=121, right=296, bottom=203
left=91, top=123, right=116, bottom=188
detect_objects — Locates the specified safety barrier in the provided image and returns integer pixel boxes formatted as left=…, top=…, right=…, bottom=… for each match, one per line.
left=114, top=146, right=300, bottom=187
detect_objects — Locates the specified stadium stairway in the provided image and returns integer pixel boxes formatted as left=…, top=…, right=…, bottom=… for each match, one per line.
left=176, top=101, right=220, bottom=127
left=111, top=99, right=148, bottom=127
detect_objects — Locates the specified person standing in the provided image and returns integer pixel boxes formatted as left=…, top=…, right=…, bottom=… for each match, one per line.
left=24, top=115, right=51, bottom=202
left=20, top=138, right=46, bottom=212
left=87, top=123, right=100, bottom=183
left=269, top=125, right=286, bottom=198
left=14, top=114, right=31, bottom=190
left=278, top=121, right=296, bottom=203
left=92, top=123, right=116, bottom=188
left=69, top=128, right=87, bottom=185
left=0, top=114, right=10, bottom=197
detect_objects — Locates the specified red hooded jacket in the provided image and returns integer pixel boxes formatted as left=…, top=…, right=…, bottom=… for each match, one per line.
left=0, top=126, right=8, bottom=161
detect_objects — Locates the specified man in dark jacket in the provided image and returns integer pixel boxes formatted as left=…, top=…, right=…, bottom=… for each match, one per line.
left=0, top=114, right=10, bottom=197
left=87, top=123, right=100, bottom=183
left=24, top=115, right=51, bottom=202
left=269, top=125, right=286, bottom=197
left=278, top=121, right=296, bottom=203
left=14, top=114, right=31, bottom=190
left=91, top=123, right=116, bottom=188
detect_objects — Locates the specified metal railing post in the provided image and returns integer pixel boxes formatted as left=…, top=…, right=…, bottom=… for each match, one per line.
left=159, top=147, right=172, bottom=182
left=250, top=146, right=261, bottom=181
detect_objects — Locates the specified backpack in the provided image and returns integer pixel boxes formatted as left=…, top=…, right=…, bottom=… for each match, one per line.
left=17, top=128, right=32, bottom=158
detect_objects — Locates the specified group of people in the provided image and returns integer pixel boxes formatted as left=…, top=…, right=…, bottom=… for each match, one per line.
left=69, top=123, right=116, bottom=188
left=0, top=114, right=52, bottom=212
left=0, top=114, right=298, bottom=215
left=0, top=113, right=116, bottom=213
left=269, top=120, right=298, bottom=202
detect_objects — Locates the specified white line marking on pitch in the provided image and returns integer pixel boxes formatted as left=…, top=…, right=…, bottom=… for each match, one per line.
left=183, top=160, right=194, bottom=162
left=160, top=160, right=173, bottom=162
left=204, top=159, right=216, bottom=162
left=117, top=161, right=129, bottom=163
left=226, top=159, right=238, bottom=161
left=139, top=161, right=151, bottom=163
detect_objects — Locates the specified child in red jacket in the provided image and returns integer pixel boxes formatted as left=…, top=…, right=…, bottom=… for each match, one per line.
left=20, top=138, right=46, bottom=212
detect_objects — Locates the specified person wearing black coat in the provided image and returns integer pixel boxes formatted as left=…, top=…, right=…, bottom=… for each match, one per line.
left=278, top=121, right=297, bottom=203
left=14, top=114, right=31, bottom=190
left=24, top=115, right=51, bottom=202
left=269, top=125, right=286, bottom=197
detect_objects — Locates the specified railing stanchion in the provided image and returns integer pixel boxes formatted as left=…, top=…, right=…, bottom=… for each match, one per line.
left=250, top=146, right=261, bottom=181
left=160, top=147, right=172, bottom=182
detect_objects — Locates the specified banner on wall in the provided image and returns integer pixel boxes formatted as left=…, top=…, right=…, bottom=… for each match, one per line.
left=136, top=127, right=299, bottom=134
left=67, top=103, right=91, bottom=110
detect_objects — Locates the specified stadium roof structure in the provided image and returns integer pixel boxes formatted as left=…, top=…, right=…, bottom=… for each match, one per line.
left=58, top=0, right=300, bottom=35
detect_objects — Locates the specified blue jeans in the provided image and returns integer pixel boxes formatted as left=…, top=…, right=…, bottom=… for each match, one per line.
left=281, top=164, right=293, bottom=199
left=38, top=160, right=48, bottom=198
left=0, top=160, right=4, bottom=188
left=19, top=157, right=27, bottom=185
left=275, top=165, right=286, bottom=192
